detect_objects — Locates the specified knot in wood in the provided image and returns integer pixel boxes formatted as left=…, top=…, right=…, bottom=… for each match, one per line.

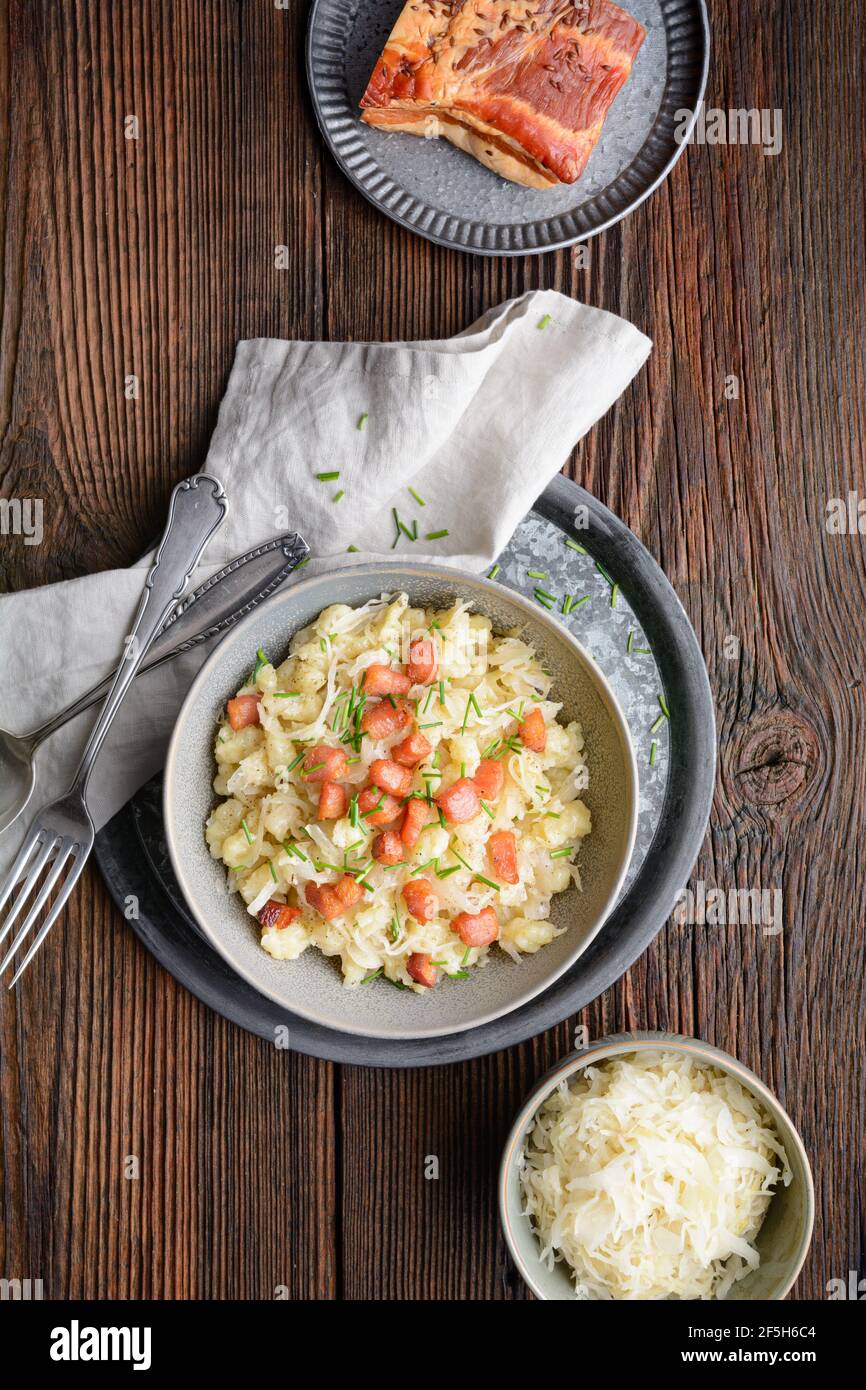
left=733, top=712, right=820, bottom=808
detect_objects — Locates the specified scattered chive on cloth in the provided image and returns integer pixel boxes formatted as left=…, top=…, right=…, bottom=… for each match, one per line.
left=0, top=291, right=651, bottom=873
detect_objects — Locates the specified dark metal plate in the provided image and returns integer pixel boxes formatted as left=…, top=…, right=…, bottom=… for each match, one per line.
left=306, top=0, right=710, bottom=255
left=94, top=475, right=716, bottom=1067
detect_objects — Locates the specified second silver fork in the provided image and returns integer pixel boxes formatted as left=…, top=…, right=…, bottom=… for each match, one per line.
left=0, top=473, right=228, bottom=987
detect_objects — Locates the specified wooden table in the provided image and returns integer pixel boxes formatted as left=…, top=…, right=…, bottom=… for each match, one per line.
left=1, top=0, right=863, bottom=1301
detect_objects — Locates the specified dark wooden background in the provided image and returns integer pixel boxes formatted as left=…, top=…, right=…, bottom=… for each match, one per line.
left=1, top=0, right=863, bottom=1300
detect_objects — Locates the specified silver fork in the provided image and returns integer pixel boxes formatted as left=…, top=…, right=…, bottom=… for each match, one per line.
left=0, top=473, right=228, bottom=987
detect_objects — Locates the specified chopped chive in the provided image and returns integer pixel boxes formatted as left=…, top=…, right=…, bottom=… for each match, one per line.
left=650, top=714, right=665, bottom=734
left=571, top=596, right=590, bottom=610
left=319, top=637, right=326, bottom=653
left=526, top=569, right=547, bottom=580
left=448, top=970, right=470, bottom=980
left=437, top=807, right=447, bottom=829
left=282, top=840, right=308, bottom=863
left=488, top=563, right=501, bottom=580
left=596, top=561, right=614, bottom=586
left=399, top=520, right=415, bottom=542
left=436, top=864, right=461, bottom=880
left=562, top=594, right=573, bottom=616
left=610, top=583, right=619, bottom=608
left=461, top=947, right=471, bottom=965
left=468, top=692, right=483, bottom=718
left=451, top=848, right=473, bottom=873
left=408, top=486, right=426, bottom=507
left=419, top=720, right=443, bottom=729
left=294, top=557, right=310, bottom=569
left=650, top=740, right=658, bottom=767
left=564, top=537, right=587, bottom=554
left=635, top=646, right=652, bottom=655
left=253, top=647, right=269, bottom=679
left=333, top=490, right=345, bottom=504
left=533, top=587, right=556, bottom=602
left=240, top=818, right=253, bottom=845
left=346, top=544, right=359, bottom=552
left=268, top=860, right=278, bottom=883
left=473, top=873, right=501, bottom=892
left=461, top=696, right=473, bottom=732
left=361, top=792, right=386, bottom=818
left=389, top=916, right=401, bottom=942
left=479, top=800, right=495, bottom=820
left=423, top=687, right=436, bottom=714
left=361, top=968, right=382, bottom=984
left=544, top=811, right=561, bottom=819
left=305, top=761, right=325, bottom=775
left=425, top=529, right=449, bottom=541
left=315, top=470, right=340, bottom=482
left=658, top=693, right=671, bottom=719
left=429, top=619, right=442, bottom=632
left=626, top=628, right=634, bottom=654
left=534, top=590, right=554, bottom=610
left=537, top=313, right=551, bottom=329
left=274, top=691, right=300, bottom=698
left=481, top=739, right=500, bottom=758
left=550, top=847, right=575, bottom=860
left=357, top=412, right=368, bottom=430
left=391, top=507, right=401, bottom=550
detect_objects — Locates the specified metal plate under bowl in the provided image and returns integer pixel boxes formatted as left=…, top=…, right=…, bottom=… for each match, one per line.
left=306, top=0, right=710, bottom=255
left=94, top=475, right=716, bottom=1066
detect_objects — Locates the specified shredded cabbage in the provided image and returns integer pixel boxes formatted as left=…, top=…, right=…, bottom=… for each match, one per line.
left=205, top=593, right=591, bottom=990
left=520, top=1050, right=792, bottom=1300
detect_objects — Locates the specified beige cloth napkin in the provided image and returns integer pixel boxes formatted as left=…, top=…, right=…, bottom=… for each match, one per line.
left=0, top=290, right=651, bottom=874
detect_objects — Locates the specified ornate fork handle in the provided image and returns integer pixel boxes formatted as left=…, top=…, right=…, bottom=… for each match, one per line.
left=75, top=474, right=228, bottom=795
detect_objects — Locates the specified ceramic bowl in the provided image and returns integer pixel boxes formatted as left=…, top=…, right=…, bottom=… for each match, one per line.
left=499, top=1032, right=815, bottom=1299
left=163, top=563, right=638, bottom=1040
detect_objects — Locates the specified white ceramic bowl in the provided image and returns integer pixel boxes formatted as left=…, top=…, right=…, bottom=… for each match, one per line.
left=163, top=563, right=638, bottom=1040
left=500, top=1033, right=815, bottom=1300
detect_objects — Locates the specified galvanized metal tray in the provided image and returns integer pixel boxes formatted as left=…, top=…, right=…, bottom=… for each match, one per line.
left=94, top=475, right=716, bottom=1066
left=306, top=0, right=709, bottom=255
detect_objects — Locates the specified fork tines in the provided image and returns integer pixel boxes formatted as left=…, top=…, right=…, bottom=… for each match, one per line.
left=0, top=825, right=81, bottom=986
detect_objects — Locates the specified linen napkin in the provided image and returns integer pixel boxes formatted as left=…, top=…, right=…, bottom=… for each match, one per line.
left=0, top=291, right=651, bottom=876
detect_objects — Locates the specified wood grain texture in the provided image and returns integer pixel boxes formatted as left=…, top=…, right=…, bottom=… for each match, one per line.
left=1, top=0, right=863, bottom=1300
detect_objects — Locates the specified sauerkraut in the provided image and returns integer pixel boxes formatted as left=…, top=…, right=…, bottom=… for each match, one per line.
left=520, top=1049, right=791, bottom=1300
left=205, top=591, right=591, bottom=990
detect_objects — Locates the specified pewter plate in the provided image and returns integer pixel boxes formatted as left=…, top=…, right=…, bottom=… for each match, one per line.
left=306, top=0, right=709, bottom=255
left=94, top=477, right=716, bottom=1066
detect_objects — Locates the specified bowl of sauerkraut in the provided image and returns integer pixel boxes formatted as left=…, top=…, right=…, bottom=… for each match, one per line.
left=163, top=563, right=638, bottom=1040
left=500, top=1035, right=815, bottom=1300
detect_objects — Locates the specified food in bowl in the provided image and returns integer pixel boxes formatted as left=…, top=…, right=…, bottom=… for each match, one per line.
left=359, top=0, right=646, bottom=189
left=519, top=1049, right=792, bottom=1300
left=205, top=591, right=592, bottom=991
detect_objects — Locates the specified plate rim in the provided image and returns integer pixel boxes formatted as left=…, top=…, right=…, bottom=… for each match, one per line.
left=305, top=0, right=711, bottom=256
left=95, top=476, right=717, bottom=1066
